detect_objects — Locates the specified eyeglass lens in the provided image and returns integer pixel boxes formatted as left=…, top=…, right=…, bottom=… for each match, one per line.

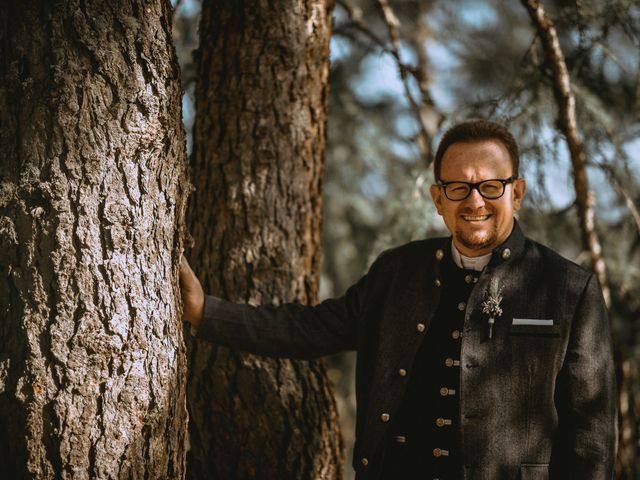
left=445, top=180, right=505, bottom=200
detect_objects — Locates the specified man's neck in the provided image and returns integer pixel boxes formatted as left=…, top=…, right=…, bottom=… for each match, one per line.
left=451, top=244, right=492, bottom=271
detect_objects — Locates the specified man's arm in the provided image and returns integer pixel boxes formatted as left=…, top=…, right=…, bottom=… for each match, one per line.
left=551, top=273, right=618, bottom=478
left=178, top=255, right=372, bottom=360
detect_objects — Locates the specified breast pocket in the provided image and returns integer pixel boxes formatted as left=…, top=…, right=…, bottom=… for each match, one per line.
left=508, top=319, right=560, bottom=337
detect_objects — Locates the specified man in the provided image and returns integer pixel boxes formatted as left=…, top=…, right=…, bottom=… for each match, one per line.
left=180, top=120, right=617, bottom=479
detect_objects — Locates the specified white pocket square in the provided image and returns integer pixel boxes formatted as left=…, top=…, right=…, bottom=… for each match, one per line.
left=512, top=318, right=554, bottom=326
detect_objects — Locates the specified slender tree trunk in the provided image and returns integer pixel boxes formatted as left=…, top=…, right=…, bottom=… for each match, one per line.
left=0, top=1, right=189, bottom=478
left=521, top=0, right=631, bottom=475
left=186, top=1, right=343, bottom=479
left=521, top=0, right=609, bottom=305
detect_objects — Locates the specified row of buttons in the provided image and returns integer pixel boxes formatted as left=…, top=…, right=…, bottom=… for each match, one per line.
left=432, top=269, right=466, bottom=468
left=361, top=248, right=489, bottom=469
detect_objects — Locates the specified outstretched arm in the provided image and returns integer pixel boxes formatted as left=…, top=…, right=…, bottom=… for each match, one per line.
left=178, top=254, right=373, bottom=360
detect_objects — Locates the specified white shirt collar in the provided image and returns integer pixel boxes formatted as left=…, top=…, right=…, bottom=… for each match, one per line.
left=451, top=243, right=492, bottom=271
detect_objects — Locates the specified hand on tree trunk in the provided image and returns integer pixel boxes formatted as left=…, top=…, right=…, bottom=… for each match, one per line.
left=179, top=255, right=205, bottom=329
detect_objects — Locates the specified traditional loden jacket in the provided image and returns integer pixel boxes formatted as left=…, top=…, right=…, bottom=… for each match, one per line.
left=197, top=223, right=617, bottom=479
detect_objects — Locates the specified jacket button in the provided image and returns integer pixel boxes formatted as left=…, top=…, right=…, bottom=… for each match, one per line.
left=445, top=357, right=459, bottom=367
left=436, top=418, right=452, bottom=427
left=380, top=413, right=390, bottom=422
left=361, top=457, right=369, bottom=466
left=416, top=323, right=426, bottom=333
left=457, top=302, right=466, bottom=311
left=433, top=448, right=449, bottom=457
left=439, top=387, right=448, bottom=396
left=398, top=368, right=407, bottom=377
left=435, top=249, right=444, bottom=260
left=464, top=274, right=473, bottom=284
left=435, top=279, right=441, bottom=287
left=501, top=248, right=511, bottom=260
left=451, top=330, right=461, bottom=339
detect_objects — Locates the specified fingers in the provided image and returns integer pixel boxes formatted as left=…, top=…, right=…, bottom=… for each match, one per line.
left=179, top=254, right=193, bottom=285
left=178, top=254, right=205, bottom=328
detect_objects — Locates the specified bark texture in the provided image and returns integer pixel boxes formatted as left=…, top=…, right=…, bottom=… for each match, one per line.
left=0, top=1, right=189, bottom=478
left=187, top=1, right=342, bottom=479
left=522, top=0, right=610, bottom=305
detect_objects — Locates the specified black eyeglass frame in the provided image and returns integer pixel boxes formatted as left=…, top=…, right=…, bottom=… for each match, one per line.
left=437, top=176, right=516, bottom=201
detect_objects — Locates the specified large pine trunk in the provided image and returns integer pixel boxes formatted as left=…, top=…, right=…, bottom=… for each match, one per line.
left=0, top=1, right=189, bottom=478
left=186, top=1, right=343, bottom=479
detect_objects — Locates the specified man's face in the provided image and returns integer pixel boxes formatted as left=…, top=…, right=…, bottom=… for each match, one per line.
left=430, top=140, right=526, bottom=257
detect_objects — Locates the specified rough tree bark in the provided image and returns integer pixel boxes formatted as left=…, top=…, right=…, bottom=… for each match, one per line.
left=0, top=1, right=189, bottom=478
left=186, top=0, right=343, bottom=479
left=521, top=0, right=610, bottom=305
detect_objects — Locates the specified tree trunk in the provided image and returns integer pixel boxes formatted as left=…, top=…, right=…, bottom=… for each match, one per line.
left=0, top=1, right=189, bottom=478
left=521, top=0, right=629, bottom=475
left=521, top=0, right=609, bottom=305
left=186, top=1, right=342, bottom=479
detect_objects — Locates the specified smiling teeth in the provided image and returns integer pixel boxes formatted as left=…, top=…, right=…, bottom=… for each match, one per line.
left=462, top=215, right=489, bottom=221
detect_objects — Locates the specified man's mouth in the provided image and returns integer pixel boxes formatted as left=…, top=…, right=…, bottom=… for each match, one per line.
left=461, top=214, right=490, bottom=222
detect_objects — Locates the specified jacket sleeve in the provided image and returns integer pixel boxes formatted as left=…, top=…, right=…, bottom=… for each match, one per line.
left=551, top=273, right=618, bottom=479
left=194, top=259, right=379, bottom=360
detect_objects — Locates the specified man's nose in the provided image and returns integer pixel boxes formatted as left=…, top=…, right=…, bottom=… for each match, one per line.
left=464, top=187, right=486, bottom=208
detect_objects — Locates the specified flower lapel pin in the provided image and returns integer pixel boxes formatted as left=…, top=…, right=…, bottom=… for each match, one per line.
left=481, top=277, right=503, bottom=340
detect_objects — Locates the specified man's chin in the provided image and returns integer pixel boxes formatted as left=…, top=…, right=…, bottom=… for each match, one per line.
left=456, top=230, right=497, bottom=254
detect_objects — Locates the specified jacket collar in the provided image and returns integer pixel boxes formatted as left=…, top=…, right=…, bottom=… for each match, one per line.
left=437, top=219, right=526, bottom=271
left=487, top=220, right=526, bottom=269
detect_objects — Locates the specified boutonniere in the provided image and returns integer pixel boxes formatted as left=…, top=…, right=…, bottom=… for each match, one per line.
left=481, top=277, right=503, bottom=339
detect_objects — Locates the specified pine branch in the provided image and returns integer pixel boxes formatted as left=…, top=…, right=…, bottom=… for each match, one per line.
left=521, top=0, right=610, bottom=306
left=336, top=0, right=441, bottom=161
left=590, top=161, right=640, bottom=236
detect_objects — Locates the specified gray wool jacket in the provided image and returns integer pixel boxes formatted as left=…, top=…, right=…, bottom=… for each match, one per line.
left=197, top=223, right=617, bottom=479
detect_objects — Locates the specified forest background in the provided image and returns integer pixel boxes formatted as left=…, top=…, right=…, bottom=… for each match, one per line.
left=173, top=0, right=640, bottom=477
left=1, top=0, right=638, bottom=478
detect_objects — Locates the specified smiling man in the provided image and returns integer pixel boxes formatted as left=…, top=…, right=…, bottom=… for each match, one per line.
left=180, top=120, right=617, bottom=479
left=431, top=136, right=526, bottom=257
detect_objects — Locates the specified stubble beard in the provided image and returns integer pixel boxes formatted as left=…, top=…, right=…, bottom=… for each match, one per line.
left=456, top=223, right=498, bottom=253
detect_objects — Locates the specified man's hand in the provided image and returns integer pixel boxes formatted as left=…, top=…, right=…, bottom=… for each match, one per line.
left=179, top=255, right=205, bottom=329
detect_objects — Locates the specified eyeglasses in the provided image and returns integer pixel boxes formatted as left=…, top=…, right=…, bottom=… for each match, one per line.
left=437, top=177, right=515, bottom=201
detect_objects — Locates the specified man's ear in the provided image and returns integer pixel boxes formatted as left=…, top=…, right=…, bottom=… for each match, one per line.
left=430, top=184, right=444, bottom=215
left=512, top=178, right=526, bottom=211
